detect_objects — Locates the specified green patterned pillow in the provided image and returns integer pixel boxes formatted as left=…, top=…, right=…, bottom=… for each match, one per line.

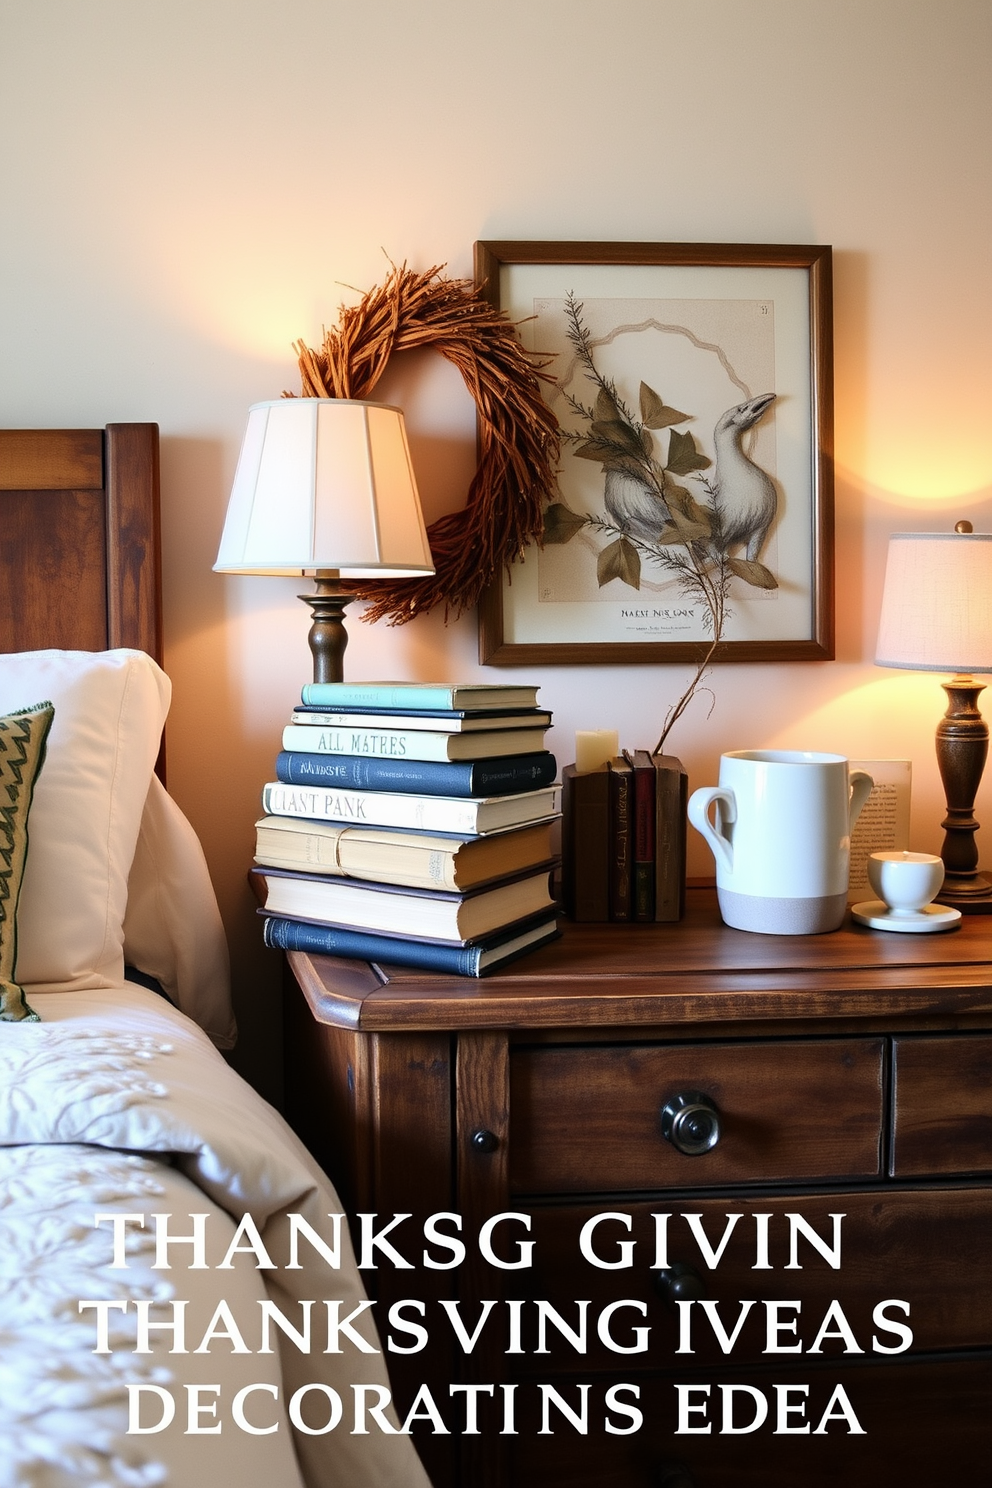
left=0, top=702, right=54, bottom=1022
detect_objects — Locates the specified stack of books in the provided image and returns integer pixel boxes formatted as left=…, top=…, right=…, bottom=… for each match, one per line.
left=561, top=751, right=688, bottom=923
left=251, top=681, right=562, bottom=976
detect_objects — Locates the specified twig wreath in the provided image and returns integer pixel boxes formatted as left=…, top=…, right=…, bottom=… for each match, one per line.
left=293, top=263, right=561, bottom=625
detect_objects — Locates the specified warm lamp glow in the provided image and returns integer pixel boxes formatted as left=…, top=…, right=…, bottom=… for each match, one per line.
left=866, top=457, right=992, bottom=504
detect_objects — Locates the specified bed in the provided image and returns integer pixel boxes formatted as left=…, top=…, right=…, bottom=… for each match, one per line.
left=0, top=425, right=432, bottom=1488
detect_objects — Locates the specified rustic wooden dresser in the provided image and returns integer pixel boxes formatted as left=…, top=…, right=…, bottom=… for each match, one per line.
left=282, top=889, right=992, bottom=1488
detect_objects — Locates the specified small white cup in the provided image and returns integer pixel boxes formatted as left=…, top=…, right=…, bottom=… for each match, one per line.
left=867, top=851, right=945, bottom=916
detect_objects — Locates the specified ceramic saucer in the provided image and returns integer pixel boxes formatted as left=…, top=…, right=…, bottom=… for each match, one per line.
left=851, top=900, right=962, bottom=933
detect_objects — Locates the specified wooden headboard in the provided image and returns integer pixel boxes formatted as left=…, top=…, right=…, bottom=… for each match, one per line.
left=0, top=423, right=162, bottom=662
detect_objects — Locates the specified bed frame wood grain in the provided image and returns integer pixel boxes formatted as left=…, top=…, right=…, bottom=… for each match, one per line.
left=0, top=423, right=162, bottom=662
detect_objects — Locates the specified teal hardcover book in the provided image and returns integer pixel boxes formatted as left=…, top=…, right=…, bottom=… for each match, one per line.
left=300, top=681, right=539, bottom=712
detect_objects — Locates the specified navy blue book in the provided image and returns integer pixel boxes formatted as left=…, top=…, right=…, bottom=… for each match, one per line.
left=274, top=749, right=557, bottom=798
left=261, top=911, right=560, bottom=977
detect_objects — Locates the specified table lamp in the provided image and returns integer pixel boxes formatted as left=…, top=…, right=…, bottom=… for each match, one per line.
left=875, top=521, right=992, bottom=912
left=214, top=398, right=434, bottom=682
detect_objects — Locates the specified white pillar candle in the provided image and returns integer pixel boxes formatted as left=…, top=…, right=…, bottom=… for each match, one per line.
left=574, top=729, right=619, bottom=774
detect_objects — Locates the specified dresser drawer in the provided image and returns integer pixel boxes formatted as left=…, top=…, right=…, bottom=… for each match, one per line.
left=509, top=1039, right=884, bottom=1194
left=507, top=1188, right=992, bottom=1372
left=892, top=1034, right=992, bottom=1176
left=507, top=1358, right=992, bottom=1488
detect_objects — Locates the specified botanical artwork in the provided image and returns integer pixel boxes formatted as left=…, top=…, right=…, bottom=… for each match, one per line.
left=475, top=243, right=832, bottom=665
left=531, top=292, right=783, bottom=645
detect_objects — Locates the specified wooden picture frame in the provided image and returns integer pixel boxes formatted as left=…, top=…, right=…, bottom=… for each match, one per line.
left=475, top=241, right=834, bottom=666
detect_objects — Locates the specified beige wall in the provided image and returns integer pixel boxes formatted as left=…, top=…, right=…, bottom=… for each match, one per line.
left=3, top=0, right=991, bottom=1100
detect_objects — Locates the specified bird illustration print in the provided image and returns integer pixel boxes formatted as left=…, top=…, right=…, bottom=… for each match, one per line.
left=537, top=293, right=791, bottom=750
left=544, top=293, right=782, bottom=645
left=710, top=393, right=778, bottom=564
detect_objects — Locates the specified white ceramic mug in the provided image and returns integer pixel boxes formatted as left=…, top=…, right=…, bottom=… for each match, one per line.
left=688, top=750, right=874, bottom=935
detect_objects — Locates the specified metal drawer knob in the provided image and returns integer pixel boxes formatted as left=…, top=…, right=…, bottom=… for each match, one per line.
left=471, top=1127, right=500, bottom=1153
left=660, top=1090, right=721, bottom=1155
left=654, top=1261, right=706, bottom=1308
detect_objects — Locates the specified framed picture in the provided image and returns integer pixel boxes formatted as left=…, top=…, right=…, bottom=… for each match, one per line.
left=475, top=241, right=834, bottom=666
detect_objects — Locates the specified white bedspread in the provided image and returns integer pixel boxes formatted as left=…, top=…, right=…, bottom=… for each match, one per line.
left=0, top=986, right=432, bottom=1488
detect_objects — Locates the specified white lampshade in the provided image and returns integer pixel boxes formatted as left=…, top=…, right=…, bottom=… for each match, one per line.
left=875, top=530, right=992, bottom=674
left=214, top=398, right=435, bottom=579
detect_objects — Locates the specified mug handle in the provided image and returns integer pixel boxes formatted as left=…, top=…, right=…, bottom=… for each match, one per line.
left=848, top=769, right=874, bottom=829
left=687, top=786, right=736, bottom=874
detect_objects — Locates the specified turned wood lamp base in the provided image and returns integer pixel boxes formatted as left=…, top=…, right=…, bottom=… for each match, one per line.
left=299, top=570, right=353, bottom=685
left=934, top=674, right=992, bottom=914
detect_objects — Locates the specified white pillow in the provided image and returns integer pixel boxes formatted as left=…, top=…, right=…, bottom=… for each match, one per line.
left=124, top=774, right=237, bottom=1049
left=0, top=650, right=170, bottom=991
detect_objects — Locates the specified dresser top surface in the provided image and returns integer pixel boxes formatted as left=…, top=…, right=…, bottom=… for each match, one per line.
left=286, top=888, right=992, bottom=1033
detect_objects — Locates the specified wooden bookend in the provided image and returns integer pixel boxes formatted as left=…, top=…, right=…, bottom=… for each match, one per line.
left=562, top=763, right=610, bottom=921
left=652, top=753, right=688, bottom=922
